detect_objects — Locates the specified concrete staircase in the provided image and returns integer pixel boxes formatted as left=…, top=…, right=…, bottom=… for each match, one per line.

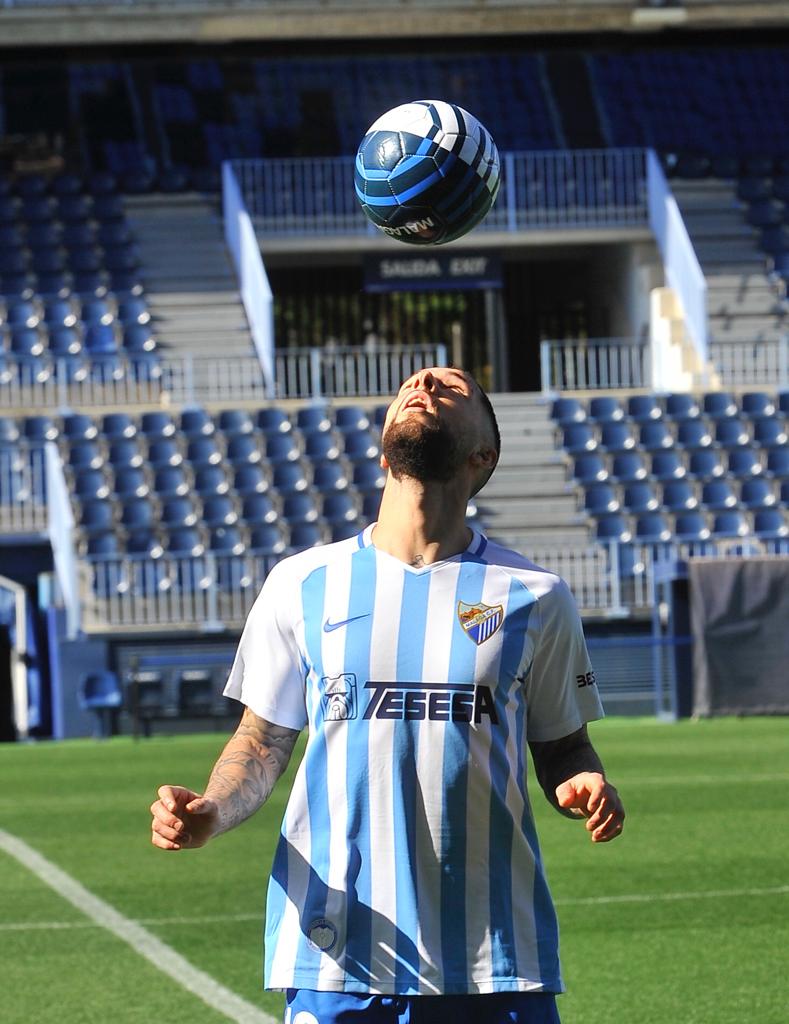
left=669, top=179, right=786, bottom=344
left=477, top=392, right=588, bottom=551
left=125, top=193, right=254, bottom=362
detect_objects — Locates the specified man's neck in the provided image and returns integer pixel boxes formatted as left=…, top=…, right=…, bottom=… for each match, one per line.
left=372, top=476, right=473, bottom=566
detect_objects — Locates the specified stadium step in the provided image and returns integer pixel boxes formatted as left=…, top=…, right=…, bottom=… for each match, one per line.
left=125, top=193, right=255, bottom=366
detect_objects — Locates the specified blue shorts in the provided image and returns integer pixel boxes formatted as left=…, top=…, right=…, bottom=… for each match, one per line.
left=284, top=989, right=561, bottom=1024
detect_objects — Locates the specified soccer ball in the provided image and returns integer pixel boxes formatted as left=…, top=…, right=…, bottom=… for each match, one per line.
left=354, top=100, right=500, bottom=246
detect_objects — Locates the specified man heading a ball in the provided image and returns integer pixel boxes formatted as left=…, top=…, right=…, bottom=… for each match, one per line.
left=151, top=366, right=625, bottom=1024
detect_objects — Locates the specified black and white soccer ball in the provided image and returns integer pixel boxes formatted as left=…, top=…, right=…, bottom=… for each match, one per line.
left=354, top=100, right=500, bottom=246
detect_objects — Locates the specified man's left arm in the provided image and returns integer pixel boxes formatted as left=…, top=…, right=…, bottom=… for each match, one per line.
left=529, top=725, right=625, bottom=844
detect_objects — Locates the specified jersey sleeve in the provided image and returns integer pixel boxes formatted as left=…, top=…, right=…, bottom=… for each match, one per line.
left=524, top=576, right=604, bottom=742
left=223, top=560, right=308, bottom=731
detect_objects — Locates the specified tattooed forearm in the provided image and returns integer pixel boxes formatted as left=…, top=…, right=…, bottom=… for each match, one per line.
left=203, top=709, right=300, bottom=836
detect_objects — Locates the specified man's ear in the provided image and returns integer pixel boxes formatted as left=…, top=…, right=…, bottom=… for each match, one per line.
left=380, top=452, right=389, bottom=470
left=470, top=445, right=498, bottom=473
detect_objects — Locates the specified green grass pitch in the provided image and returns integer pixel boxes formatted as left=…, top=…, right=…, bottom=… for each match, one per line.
left=1, top=717, right=787, bottom=1024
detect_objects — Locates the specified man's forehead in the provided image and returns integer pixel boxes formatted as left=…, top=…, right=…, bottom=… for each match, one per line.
left=399, top=367, right=475, bottom=389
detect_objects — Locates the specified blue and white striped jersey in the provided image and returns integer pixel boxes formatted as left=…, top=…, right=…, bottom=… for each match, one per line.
left=224, top=525, right=603, bottom=996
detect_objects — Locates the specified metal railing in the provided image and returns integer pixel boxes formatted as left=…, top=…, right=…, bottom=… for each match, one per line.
left=0, top=345, right=445, bottom=410
left=709, top=337, right=789, bottom=389
left=540, top=337, right=650, bottom=393
left=0, top=444, right=47, bottom=534
left=229, top=148, right=649, bottom=237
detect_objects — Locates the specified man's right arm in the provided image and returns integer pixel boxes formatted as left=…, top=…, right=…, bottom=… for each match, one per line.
left=150, top=707, right=301, bottom=851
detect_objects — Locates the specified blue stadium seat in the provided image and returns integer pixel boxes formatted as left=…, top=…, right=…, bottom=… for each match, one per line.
left=621, top=482, right=658, bottom=515
left=113, top=467, right=150, bottom=500
left=610, top=452, right=648, bottom=483
left=107, top=439, right=144, bottom=470
left=627, top=394, right=663, bottom=423
left=334, top=405, right=371, bottom=433
left=102, top=412, right=137, bottom=440
left=226, top=434, right=263, bottom=466
left=86, top=530, right=122, bottom=557
left=634, top=512, right=672, bottom=543
left=583, top=483, right=620, bottom=516
left=208, top=525, right=245, bottom=555
left=740, top=392, right=777, bottom=419
left=727, top=449, right=764, bottom=478
left=233, top=463, right=271, bottom=495
left=676, top=419, right=713, bottom=450
left=23, top=415, right=58, bottom=442
left=117, top=298, right=150, bottom=329
left=129, top=353, right=162, bottom=384
left=781, top=480, right=789, bottom=505
left=62, top=412, right=98, bottom=442
left=147, top=438, right=183, bottom=468
left=73, top=468, right=110, bottom=502
left=295, top=405, right=332, bottom=434
left=352, top=459, right=387, bottom=491
left=650, top=450, right=686, bottom=481
left=123, top=324, right=157, bottom=353
left=193, top=465, right=230, bottom=497
left=81, top=297, right=115, bottom=326
left=256, top=407, right=292, bottom=435
left=752, top=417, right=788, bottom=448
left=289, top=521, right=327, bottom=550
left=44, top=299, right=78, bottom=330
left=331, top=521, right=363, bottom=543
left=78, top=499, right=115, bottom=534
left=272, top=460, right=311, bottom=494
left=165, top=526, right=205, bottom=557
left=550, top=396, right=586, bottom=425
left=674, top=511, right=711, bottom=543
left=701, top=480, right=738, bottom=510
left=599, top=422, right=635, bottom=453
left=240, top=492, right=279, bottom=525
left=153, top=466, right=191, bottom=498
left=119, top=497, right=155, bottom=530
left=766, top=448, right=789, bottom=478
left=595, top=514, right=631, bottom=543
left=84, top=324, right=118, bottom=355
left=187, top=436, right=223, bottom=467
left=711, top=511, right=750, bottom=539
left=321, top=491, right=360, bottom=525
left=687, top=449, right=725, bottom=479
left=361, top=491, right=382, bottom=521
left=714, top=418, right=750, bottom=448
left=139, top=411, right=177, bottom=439
left=753, top=508, right=789, bottom=539
left=282, top=491, right=321, bottom=524
left=266, top=433, right=302, bottom=464
left=343, top=429, right=381, bottom=462
left=68, top=441, right=105, bottom=472
left=588, top=396, right=625, bottom=423
left=638, top=421, right=674, bottom=452
left=312, top=459, right=350, bottom=492
left=303, top=430, right=341, bottom=462
left=180, top=408, right=215, bottom=437
left=703, top=392, right=738, bottom=420
left=201, top=494, right=238, bottom=527
left=568, top=454, right=609, bottom=485
left=740, top=477, right=775, bottom=510
left=661, top=480, right=698, bottom=512
left=247, top=523, right=288, bottom=555
left=217, top=409, right=254, bottom=436
left=160, top=497, right=198, bottom=528
left=778, top=393, right=789, bottom=417
left=561, top=423, right=597, bottom=454
left=10, top=327, right=44, bottom=358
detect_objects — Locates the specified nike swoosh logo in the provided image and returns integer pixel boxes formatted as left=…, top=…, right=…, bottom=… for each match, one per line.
left=323, top=613, right=370, bottom=633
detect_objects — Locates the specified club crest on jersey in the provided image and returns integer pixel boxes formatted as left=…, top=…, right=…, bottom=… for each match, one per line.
left=321, top=674, right=358, bottom=721
left=457, top=600, right=503, bottom=645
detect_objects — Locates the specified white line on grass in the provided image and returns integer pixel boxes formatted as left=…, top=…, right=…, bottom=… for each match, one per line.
left=555, top=884, right=789, bottom=907
left=3, top=885, right=788, bottom=934
left=0, top=829, right=277, bottom=1024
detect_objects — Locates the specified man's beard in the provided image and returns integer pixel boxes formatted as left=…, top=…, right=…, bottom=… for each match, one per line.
left=382, top=416, right=462, bottom=483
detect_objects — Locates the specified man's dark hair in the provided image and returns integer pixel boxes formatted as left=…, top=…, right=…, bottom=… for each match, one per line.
left=468, top=374, right=501, bottom=497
